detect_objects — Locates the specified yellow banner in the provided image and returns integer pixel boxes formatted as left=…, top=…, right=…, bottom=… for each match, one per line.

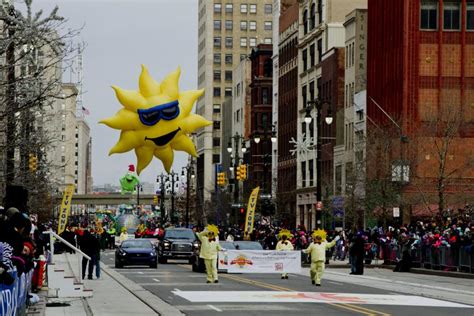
left=244, top=186, right=260, bottom=239
left=57, top=184, right=74, bottom=235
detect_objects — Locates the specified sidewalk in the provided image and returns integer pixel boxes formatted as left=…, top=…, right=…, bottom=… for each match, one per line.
left=44, top=252, right=183, bottom=316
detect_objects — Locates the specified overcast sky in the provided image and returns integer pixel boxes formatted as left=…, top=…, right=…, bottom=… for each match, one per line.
left=30, top=0, right=198, bottom=186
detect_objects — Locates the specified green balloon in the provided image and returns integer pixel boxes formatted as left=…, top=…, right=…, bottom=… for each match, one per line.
left=120, top=172, right=140, bottom=194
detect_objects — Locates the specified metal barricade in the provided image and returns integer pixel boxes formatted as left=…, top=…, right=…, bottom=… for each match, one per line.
left=410, top=246, right=422, bottom=268
left=459, top=247, right=473, bottom=273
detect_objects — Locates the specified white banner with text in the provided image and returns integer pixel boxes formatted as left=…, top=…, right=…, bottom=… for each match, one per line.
left=219, top=250, right=301, bottom=273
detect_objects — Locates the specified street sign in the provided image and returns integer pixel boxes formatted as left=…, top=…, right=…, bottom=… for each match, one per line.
left=231, top=203, right=243, bottom=208
left=316, top=201, right=323, bottom=211
left=393, top=207, right=400, bottom=218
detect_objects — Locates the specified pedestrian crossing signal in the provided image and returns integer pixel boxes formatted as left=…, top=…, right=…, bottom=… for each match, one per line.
left=217, top=172, right=226, bottom=186
left=28, top=154, right=37, bottom=172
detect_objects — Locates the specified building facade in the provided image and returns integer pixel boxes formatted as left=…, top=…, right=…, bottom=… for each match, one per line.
left=296, top=0, right=366, bottom=230
left=75, top=118, right=92, bottom=194
left=196, top=0, right=274, bottom=211
left=367, top=0, right=474, bottom=221
left=277, top=0, right=298, bottom=227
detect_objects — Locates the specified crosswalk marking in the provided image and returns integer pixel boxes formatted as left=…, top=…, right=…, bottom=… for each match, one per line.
left=172, top=291, right=473, bottom=308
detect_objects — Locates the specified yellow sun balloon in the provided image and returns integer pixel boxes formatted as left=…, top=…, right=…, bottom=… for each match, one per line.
left=100, top=65, right=211, bottom=174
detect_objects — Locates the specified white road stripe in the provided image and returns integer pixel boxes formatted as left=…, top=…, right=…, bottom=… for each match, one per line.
left=153, top=278, right=160, bottom=282
left=328, top=281, right=343, bottom=285
left=207, top=305, right=222, bottom=312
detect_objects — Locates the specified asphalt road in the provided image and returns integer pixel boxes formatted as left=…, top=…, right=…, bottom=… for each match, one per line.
left=103, top=251, right=473, bottom=316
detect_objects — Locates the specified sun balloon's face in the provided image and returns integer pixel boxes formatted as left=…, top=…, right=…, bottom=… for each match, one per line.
left=100, top=65, right=211, bottom=174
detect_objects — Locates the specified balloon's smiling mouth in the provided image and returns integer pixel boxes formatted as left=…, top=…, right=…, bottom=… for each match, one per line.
left=145, top=128, right=180, bottom=146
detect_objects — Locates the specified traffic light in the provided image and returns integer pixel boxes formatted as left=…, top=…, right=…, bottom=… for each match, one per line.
left=217, top=172, right=226, bottom=186
left=236, top=165, right=241, bottom=181
left=28, top=154, right=37, bottom=172
left=240, top=164, right=247, bottom=180
left=240, top=208, right=245, bottom=214
left=153, top=195, right=158, bottom=205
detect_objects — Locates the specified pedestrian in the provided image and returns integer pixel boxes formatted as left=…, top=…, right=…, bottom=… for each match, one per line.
left=119, top=227, right=128, bottom=244
left=107, top=225, right=116, bottom=249
left=80, top=229, right=100, bottom=280
left=196, top=224, right=222, bottom=284
left=276, top=229, right=294, bottom=279
left=303, top=229, right=339, bottom=286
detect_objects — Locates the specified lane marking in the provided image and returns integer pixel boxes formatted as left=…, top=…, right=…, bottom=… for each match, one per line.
left=328, top=303, right=376, bottom=316
left=138, top=271, right=144, bottom=274
left=153, top=278, right=160, bottom=282
left=328, top=281, right=343, bottom=286
left=207, top=304, right=222, bottom=312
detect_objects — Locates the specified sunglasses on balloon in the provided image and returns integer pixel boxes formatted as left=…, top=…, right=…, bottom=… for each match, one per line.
left=137, top=100, right=180, bottom=126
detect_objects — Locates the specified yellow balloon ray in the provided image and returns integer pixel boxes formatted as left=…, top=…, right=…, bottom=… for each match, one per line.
left=100, top=65, right=211, bottom=174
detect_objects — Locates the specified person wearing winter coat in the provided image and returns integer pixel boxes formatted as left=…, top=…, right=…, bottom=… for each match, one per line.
left=197, top=225, right=222, bottom=284
left=303, top=230, right=339, bottom=286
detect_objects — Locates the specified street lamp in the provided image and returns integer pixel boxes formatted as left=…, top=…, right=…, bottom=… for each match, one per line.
left=182, top=159, right=195, bottom=228
left=227, top=132, right=246, bottom=224
left=306, top=98, right=333, bottom=229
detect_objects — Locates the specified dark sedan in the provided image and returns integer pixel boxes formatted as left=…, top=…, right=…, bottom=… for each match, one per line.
left=115, top=239, right=157, bottom=268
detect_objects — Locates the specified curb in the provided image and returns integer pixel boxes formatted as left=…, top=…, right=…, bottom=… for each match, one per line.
left=410, top=268, right=474, bottom=279
left=101, top=264, right=184, bottom=316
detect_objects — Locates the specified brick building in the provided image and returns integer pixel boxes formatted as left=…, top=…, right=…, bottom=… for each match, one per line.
left=368, top=0, right=474, bottom=221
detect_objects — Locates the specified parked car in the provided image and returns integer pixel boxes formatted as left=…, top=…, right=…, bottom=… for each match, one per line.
left=190, top=240, right=263, bottom=273
left=115, top=239, right=157, bottom=268
left=157, top=228, right=198, bottom=264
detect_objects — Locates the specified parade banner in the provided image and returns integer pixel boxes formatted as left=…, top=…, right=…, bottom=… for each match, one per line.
left=244, top=187, right=259, bottom=237
left=57, top=184, right=75, bottom=235
left=1, top=270, right=33, bottom=316
left=225, top=250, right=301, bottom=274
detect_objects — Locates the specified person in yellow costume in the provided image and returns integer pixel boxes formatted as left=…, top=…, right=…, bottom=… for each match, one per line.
left=119, top=227, right=128, bottom=244
left=196, top=225, right=222, bottom=284
left=303, top=229, right=340, bottom=286
left=276, top=229, right=294, bottom=279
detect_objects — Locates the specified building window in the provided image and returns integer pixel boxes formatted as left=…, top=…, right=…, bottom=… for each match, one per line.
left=302, top=48, right=307, bottom=71
left=214, top=37, right=221, bottom=47
left=310, top=3, right=316, bottom=30
left=213, top=121, right=221, bottom=130
left=225, top=20, right=233, bottom=30
left=240, top=21, right=248, bottom=30
left=317, top=38, right=322, bottom=63
left=308, top=159, right=314, bottom=187
left=357, top=109, right=364, bottom=121
left=249, top=21, right=257, bottom=30
left=225, top=37, right=233, bottom=48
left=236, top=83, right=241, bottom=96
left=265, top=4, right=272, bottom=14
left=213, top=137, right=220, bottom=147
left=262, top=87, right=269, bottom=104
left=241, top=4, right=247, bottom=13
left=214, top=53, right=221, bottom=64
left=225, top=3, right=233, bottom=13
left=249, top=37, right=257, bottom=47
left=212, top=154, right=220, bottom=163
left=240, top=37, right=247, bottom=47
left=214, top=20, right=221, bottom=30
left=264, top=21, right=272, bottom=30
left=468, top=4, right=474, bottom=30
left=214, top=3, right=222, bottom=13
left=213, top=87, right=221, bottom=97
left=302, top=85, right=307, bottom=109
left=225, top=54, right=233, bottom=64
left=309, top=44, right=315, bottom=67
left=213, top=104, right=221, bottom=113
left=420, top=1, right=438, bottom=30
left=225, top=87, right=232, bottom=96
left=317, top=0, right=323, bottom=24
left=444, top=1, right=460, bottom=30
left=309, top=81, right=315, bottom=101
left=214, top=70, right=221, bottom=81
left=225, top=70, right=232, bottom=81
left=250, top=4, right=257, bottom=14
left=303, top=10, right=308, bottom=35
left=264, top=38, right=272, bottom=44
left=301, top=161, right=306, bottom=188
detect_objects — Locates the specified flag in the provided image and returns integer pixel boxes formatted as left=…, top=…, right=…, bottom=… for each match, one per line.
left=244, top=186, right=260, bottom=239
left=57, top=184, right=75, bottom=235
left=82, top=106, right=90, bottom=115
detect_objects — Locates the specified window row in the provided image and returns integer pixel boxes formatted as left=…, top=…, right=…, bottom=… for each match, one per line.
left=214, top=3, right=272, bottom=14
left=346, top=42, right=355, bottom=68
left=214, top=53, right=233, bottom=64
left=302, top=0, right=323, bottom=35
left=421, top=1, right=474, bottom=31
left=214, top=36, right=272, bottom=48
left=213, top=87, right=233, bottom=97
left=213, top=70, right=233, bottom=81
left=214, top=20, right=272, bottom=31
left=301, top=39, right=322, bottom=71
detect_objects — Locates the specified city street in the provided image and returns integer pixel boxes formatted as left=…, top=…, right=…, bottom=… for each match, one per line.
left=102, top=251, right=474, bottom=316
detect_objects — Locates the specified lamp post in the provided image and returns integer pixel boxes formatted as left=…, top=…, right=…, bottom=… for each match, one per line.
left=168, top=170, right=179, bottom=224
left=305, top=98, right=333, bottom=229
left=135, top=183, right=142, bottom=210
left=182, top=160, right=195, bottom=228
left=252, top=123, right=277, bottom=195
left=156, top=173, right=167, bottom=225
left=227, top=132, right=246, bottom=224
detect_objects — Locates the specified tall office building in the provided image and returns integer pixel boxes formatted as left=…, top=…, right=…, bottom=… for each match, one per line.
left=196, top=0, right=274, bottom=209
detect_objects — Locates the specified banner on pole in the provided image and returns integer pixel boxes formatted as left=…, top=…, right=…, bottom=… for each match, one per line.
left=57, top=184, right=74, bottom=235
left=244, top=187, right=260, bottom=238
left=221, top=250, right=301, bottom=273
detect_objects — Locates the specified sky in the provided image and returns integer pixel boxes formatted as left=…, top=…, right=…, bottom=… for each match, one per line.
left=30, top=0, right=198, bottom=186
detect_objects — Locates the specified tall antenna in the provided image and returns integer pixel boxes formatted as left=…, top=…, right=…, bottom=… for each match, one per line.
left=75, top=43, right=84, bottom=117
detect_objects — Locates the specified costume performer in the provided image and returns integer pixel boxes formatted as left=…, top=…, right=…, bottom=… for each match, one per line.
left=276, top=229, right=294, bottom=279
left=303, top=229, right=340, bottom=286
left=196, top=224, right=222, bottom=284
